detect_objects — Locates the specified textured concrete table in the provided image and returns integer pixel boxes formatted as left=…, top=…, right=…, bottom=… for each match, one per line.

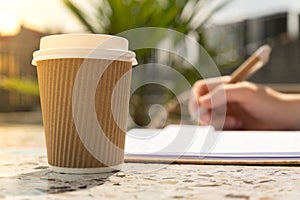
left=1, top=125, right=300, bottom=200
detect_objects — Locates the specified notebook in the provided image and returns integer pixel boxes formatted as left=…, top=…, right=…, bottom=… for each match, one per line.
left=124, top=125, right=300, bottom=165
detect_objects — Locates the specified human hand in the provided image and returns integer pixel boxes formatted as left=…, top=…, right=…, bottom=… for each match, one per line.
left=189, top=76, right=298, bottom=130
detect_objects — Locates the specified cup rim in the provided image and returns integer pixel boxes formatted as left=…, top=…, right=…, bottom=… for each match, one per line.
left=32, top=34, right=137, bottom=66
left=32, top=47, right=137, bottom=65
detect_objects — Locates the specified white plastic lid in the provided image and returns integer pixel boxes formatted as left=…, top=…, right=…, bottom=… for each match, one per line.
left=32, top=34, right=137, bottom=65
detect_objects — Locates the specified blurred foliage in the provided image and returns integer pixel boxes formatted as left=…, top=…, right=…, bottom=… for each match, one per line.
left=63, top=0, right=229, bottom=66
left=63, top=0, right=229, bottom=126
left=63, top=0, right=228, bottom=34
left=0, top=77, right=39, bottom=96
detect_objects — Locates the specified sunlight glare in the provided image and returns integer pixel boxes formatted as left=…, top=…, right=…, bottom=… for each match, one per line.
left=0, top=14, right=19, bottom=36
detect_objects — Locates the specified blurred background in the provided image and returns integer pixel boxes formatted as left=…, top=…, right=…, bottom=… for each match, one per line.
left=0, top=0, right=300, bottom=130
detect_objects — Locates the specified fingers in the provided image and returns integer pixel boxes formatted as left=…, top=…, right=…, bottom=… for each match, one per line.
left=189, top=76, right=230, bottom=117
left=199, top=111, right=243, bottom=130
left=188, top=91, right=199, bottom=120
left=191, top=78, right=258, bottom=130
left=189, top=76, right=258, bottom=129
left=200, top=81, right=258, bottom=109
left=192, top=76, right=231, bottom=98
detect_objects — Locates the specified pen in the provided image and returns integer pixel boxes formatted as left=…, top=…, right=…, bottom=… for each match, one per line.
left=228, top=45, right=272, bottom=83
left=192, top=44, right=272, bottom=121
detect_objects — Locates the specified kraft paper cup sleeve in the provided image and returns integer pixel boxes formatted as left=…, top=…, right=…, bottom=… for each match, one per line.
left=34, top=34, right=136, bottom=174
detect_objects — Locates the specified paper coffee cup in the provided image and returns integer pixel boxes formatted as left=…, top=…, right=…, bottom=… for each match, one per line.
left=32, top=34, right=136, bottom=174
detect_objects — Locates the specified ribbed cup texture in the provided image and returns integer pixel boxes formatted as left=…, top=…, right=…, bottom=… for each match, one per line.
left=36, top=58, right=132, bottom=169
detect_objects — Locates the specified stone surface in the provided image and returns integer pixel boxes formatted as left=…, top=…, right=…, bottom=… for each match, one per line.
left=1, top=125, right=300, bottom=199
left=1, top=149, right=300, bottom=200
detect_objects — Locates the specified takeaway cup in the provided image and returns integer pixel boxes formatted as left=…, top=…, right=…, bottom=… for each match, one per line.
left=32, top=34, right=136, bottom=173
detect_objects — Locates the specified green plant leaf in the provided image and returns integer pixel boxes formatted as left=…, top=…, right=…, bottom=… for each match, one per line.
left=0, top=77, right=39, bottom=96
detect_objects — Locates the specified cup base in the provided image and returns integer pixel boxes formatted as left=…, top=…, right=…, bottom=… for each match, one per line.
left=49, top=164, right=122, bottom=174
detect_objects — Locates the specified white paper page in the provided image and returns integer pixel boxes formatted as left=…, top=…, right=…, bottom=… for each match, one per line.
left=125, top=125, right=300, bottom=158
left=125, top=125, right=214, bottom=155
